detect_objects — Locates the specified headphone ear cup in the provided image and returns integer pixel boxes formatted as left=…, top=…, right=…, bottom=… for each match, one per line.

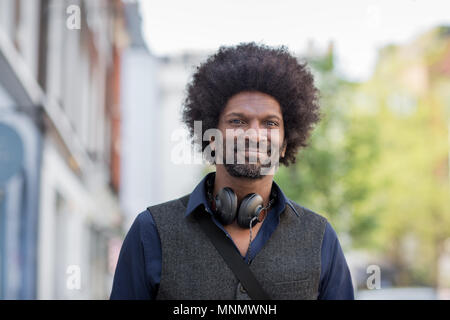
left=237, top=193, right=263, bottom=228
left=214, top=187, right=238, bottom=225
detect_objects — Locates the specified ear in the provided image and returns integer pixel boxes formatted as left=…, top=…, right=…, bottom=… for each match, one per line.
left=209, top=139, right=216, bottom=151
left=280, top=140, right=287, bottom=158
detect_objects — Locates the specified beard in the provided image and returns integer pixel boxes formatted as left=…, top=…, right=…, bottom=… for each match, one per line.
left=221, top=142, right=284, bottom=179
left=224, top=162, right=264, bottom=179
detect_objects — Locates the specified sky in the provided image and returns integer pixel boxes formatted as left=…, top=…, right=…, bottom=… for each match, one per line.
left=139, top=0, right=450, bottom=81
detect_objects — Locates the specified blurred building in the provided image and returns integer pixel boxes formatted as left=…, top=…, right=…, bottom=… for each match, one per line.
left=0, top=0, right=133, bottom=299
left=119, top=4, right=208, bottom=229
left=118, top=1, right=161, bottom=230
left=157, top=51, right=211, bottom=203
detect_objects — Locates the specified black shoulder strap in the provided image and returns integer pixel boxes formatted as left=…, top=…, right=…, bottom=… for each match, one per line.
left=193, top=208, right=271, bottom=300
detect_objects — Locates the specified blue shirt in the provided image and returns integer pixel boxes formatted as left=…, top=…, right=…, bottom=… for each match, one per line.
left=110, top=173, right=354, bottom=300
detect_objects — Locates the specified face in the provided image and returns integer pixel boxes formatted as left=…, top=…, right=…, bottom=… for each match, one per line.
left=215, top=91, right=287, bottom=179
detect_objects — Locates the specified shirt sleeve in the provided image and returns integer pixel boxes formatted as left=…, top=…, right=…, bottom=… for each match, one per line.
left=318, top=222, right=355, bottom=300
left=109, top=210, right=161, bottom=300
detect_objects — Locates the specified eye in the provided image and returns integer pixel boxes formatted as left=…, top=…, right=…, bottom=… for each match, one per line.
left=229, top=119, right=245, bottom=125
left=266, top=120, right=279, bottom=127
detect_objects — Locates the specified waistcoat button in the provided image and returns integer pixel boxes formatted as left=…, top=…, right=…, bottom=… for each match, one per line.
left=239, top=283, right=247, bottom=294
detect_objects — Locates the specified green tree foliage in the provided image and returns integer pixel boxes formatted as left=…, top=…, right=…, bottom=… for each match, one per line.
left=275, top=45, right=383, bottom=250
left=275, top=28, right=450, bottom=287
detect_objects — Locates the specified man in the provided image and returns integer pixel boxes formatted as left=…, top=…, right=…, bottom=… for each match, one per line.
left=110, top=42, right=354, bottom=300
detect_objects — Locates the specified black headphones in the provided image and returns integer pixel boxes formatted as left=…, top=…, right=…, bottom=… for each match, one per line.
left=205, top=173, right=277, bottom=229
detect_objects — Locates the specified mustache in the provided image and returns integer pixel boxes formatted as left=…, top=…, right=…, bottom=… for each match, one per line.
left=232, top=139, right=272, bottom=151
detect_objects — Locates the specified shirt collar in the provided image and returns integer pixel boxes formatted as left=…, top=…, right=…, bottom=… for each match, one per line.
left=184, top=172, right=290, bottom=218
left=185, top=172, right=214, bottom=217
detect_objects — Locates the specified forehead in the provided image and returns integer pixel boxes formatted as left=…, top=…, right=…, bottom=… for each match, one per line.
left=222, top=91, right=282, bottom=117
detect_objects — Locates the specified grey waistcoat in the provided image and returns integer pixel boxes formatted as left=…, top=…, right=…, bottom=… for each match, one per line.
left=149, top=193, right=327, bottom=300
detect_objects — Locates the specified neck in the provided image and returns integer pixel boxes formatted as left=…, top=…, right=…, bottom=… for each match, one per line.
left=213, top=165, right=274, bottom=207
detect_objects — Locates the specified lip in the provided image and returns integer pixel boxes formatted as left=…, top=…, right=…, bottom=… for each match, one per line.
left=244, top=152, right=258, bottom=160
left=235, top=149, right=267, bottom=153
left=235, top=150, right=265, bottom=157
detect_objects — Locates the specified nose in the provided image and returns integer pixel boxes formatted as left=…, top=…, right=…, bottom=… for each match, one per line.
left=245, top=119, right=268, bottom=147
left=248, top=119, right=262, bottom=132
